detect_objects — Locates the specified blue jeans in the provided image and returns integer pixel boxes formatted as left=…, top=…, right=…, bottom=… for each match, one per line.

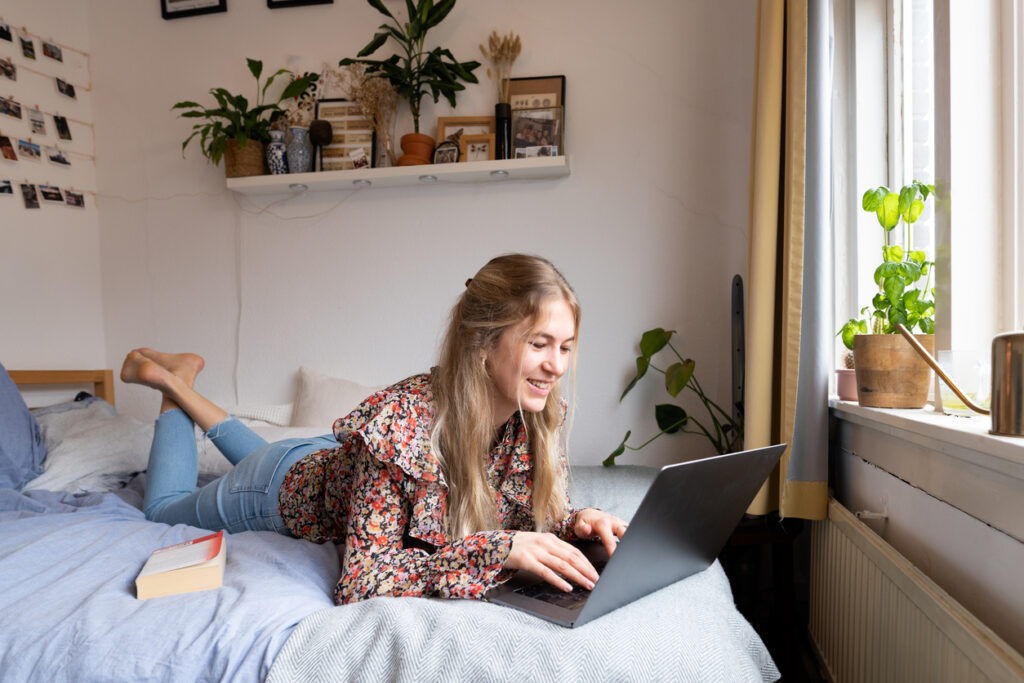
left=143, top=409, right=336, bottom=534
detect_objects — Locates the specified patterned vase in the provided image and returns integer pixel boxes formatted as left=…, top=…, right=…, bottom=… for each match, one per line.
left=286, top=126, right=313, bottom=174
left=266, top=129, right=288, bottom=174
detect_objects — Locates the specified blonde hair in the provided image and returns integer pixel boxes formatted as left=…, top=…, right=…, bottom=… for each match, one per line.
left=431, top=254, right=580, bottom=539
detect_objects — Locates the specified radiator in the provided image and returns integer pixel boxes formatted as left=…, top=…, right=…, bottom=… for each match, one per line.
left=809, top=499, right=1024, bottom=683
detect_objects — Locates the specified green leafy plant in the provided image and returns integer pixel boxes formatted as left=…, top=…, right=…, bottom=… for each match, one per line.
left=339, top=0, right=480, bottom=134
left=837, top=180, right=936, bottom=349
left=172, top=58, right=317, bottom=165
left=605, top=328, right=743, bottom=466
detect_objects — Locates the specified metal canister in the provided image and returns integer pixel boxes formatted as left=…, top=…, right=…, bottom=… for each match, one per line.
left=991, top=331, right=1024, bottom=437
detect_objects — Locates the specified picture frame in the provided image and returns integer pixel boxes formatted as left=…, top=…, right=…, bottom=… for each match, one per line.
left=435, top=116, right=495, bottom=145
left=268, top=0, right=332, bottom=7
left=314, top=98, right=376, bottom=171
left=432, top=140, right=459, bottom=164
left=161, top=0, right=227, bottom=21
left=512, top=106, right=563, bottom=158
left=460, top=133, right=495, bottom=162
left=508, top=75, right=565, bottom=111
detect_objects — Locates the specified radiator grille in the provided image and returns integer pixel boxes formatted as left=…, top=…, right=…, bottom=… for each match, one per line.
left=809, top=499, right=1024, bottom=683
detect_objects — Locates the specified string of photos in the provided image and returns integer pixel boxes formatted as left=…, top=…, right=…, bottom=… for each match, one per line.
left=0, top=17, right=94, bottom=210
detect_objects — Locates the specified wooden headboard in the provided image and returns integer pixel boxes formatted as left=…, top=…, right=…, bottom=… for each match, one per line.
left=10, top=370, right=116, bottom=407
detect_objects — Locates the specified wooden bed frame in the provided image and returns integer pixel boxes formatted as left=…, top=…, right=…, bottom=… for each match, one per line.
left=10, top=370, right=115, bottom=407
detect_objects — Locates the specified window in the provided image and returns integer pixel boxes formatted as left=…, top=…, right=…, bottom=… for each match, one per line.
left=834, top=0, right=1022, bottom=374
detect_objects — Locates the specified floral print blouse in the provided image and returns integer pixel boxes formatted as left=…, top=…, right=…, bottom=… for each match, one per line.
left=277, top=373, right=580, bottom=605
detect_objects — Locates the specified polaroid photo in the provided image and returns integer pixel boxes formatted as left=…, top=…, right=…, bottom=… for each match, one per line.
left=21, top=36, right=35, bottom=60
left=0, top=135, right=17, bottom=161
left=17, top=139, right=41, bottom=161
left=21, top=183, right=39, bottom=209
left=56, top=78, right=77, bottom=99
left=42, top=41, right=63, bottom=62
left=0, top=95, right=23, bottom=119
left=349, top=147, right=369, bottom=169
left=29, top=108, right=46, bottom=135
left=514, top=145, right=559, bottom=158
left=0, top=22, right=12, bottom=42
left=38, top=184, right=63, bottom=202
left=0, top=57, right=15, bottom=81
left=54, top=115, right=72, bottom=141
left=0, top=180, right=12, bottom=194
left=65, top=190, right=85, bottom=208
left=45, top=146, right=70, bottom=166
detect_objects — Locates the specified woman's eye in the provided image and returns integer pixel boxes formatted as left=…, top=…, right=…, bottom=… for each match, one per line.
left=530, top=342, right=546, bottom=350
left=560, top=346, right=572, bottom=354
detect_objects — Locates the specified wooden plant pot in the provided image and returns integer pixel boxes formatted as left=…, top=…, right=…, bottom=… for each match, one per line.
left=224, top=139, right=266, bottom=178
left=853, top=333, right=935, bottom=408
left=397, top=133, right=434, bottom=166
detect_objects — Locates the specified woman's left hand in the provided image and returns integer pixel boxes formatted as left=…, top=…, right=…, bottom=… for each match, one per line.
left=573, top=508, right=628, bottom=558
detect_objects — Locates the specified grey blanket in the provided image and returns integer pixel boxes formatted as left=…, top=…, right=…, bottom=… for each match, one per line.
left=267, top=466, right=779, bottom=682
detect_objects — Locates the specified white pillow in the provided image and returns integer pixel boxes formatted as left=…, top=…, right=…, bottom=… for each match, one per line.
left=289, top=366, right=381, bottom=428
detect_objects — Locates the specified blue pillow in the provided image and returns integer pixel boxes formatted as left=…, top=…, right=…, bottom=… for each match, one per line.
left=0, top=362, right=46, bottom=489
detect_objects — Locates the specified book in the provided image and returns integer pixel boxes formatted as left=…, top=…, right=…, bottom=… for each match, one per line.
left=135, top=530, right=226, bottom=599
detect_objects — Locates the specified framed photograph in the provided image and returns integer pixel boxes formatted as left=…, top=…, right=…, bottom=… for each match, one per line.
left=56, top=78, right=77, bottom=99
left=0, top=57, right=15, bottom=81
left=0, top=135, right=16, bottom=161
left=21, top=183, right=39, bottom=209
left=0, top=180, right=12, bottom=194
left=268, top=0, right=332, bottom=7
left=17, top=139, right=41, bottom=161
left=42, top=41, right=63, bottom=62
left=29, top=108, right=46, bottom=135
left=45, top=146, right=70, bottom=166
left=39, top=184, right=63, bottom=203
left=21, top=36, right=35, bottom=60
left=161, top=0, right=227, bottom=20
left=314, top=98, right=376, bottom=171
left=460, top=133, right=495, bottom=162
left=436, top=116, right=495, bottom=145
left=512, top=106, right=563, bottom=158
left=0, top=96, right=21, bottom=119
left=65, top=190, right=86, bottom=208
left=0, top=22, right=12, bottom=42
left=432, top=140, right=459, bottom=164
left=54, top=115, right=72, bottom=141
left=508, top=75, right=565, bottom=110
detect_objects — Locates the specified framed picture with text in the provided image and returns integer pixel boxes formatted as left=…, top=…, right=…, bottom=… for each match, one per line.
left=268, top=0, right=332, bottom=7
left=508, top=75, right=565, bottom=111
left=161, top=0, right=227, bottom=21
left=314, top=98, right=376, bottom=171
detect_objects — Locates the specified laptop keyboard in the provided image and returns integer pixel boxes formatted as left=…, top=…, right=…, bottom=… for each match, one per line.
left=512, top=559, right=607, bottom=609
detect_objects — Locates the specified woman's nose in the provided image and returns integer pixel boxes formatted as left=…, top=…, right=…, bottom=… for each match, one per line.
left=544, top=349, right=566, bottom=377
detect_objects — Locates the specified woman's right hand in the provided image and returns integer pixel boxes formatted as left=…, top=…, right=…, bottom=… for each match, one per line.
left=504, top=531, right=599, bottom=593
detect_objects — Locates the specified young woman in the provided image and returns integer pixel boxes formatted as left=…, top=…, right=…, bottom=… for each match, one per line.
left=122, top=253, right=626, bottom=605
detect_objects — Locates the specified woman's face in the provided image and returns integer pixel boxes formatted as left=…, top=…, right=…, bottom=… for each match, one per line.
left=486, top=297, right=576, bottom=427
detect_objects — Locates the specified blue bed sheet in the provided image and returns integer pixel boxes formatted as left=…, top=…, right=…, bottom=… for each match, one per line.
left=0, top=487, right=338, bottom=682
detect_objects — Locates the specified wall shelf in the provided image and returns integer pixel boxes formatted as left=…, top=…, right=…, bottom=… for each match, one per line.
left=225, top=155, right=570, bottom=195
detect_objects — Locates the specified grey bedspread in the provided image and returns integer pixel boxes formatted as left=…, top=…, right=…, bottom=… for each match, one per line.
left=266, top=465, right=780, bottom=682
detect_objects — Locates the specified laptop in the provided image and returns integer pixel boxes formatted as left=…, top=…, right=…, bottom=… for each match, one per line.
left=485, top=443, right=786, bottom=628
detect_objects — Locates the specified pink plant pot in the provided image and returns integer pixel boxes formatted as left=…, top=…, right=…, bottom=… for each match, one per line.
left=836, top=368, right=858, bottom=401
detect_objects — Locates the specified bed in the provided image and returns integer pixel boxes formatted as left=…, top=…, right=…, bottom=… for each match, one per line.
left=0, top=364, right=779, bottom=682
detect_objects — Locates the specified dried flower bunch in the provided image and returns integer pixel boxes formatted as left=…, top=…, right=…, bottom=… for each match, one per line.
left=335, top=64, right=400, bottom=166
left=479, top=30, right=522, bottom=104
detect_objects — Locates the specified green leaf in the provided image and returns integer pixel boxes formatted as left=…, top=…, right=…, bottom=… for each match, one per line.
left=665, top=359, right=695, bottom=397
left=366, top=0, right=396, bottom=20
left=899, top=262, right=922, bottom=282
left=903, top=198, right=924, bottom=224
left=887, top=304, right=908, bottom=327
left=898, top=185, right=916, bottom=215
left=903, top=288, right=921, bottom=308
left=919, top=317, right=935, bottom=334
left=619, top=356, right=650, bottom=401
left=883, top=245, right=904, bottom=263
left=884, top=274, right=906, bottom=306
left=603, top=431, right=630, bottom=467
left=426, top=0, right=455, bottom=27
left=246, top=58, right=262, bottom=80
left=908, top=250, right=927, bottom=265
left=862, top=186, right=888, bottom=211
left=874, top=261, right=900, bottom=286
left=639, top=328, right=673, bottom=358
left=655, top=404, right=688, bottom=434
left=357, top=31, right=391, bottom=57
left=876, top=192, right=901, bottom=230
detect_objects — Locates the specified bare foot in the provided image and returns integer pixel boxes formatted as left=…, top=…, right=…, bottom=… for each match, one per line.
left=134, top=348, right=205, bottom=388
left=120, top=350, right=180, bottom=394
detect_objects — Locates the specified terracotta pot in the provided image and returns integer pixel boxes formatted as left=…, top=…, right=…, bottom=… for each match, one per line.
left=224, top=139, right=266, bottom=178
left=836, top=369, right=858, bottom=401
left=397, top=132, right=434, bottom=166
left=853, top=334, right=934, bottom=408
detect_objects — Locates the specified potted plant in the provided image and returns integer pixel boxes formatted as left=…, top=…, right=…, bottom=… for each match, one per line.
left=837, top=180, right=936, bottom=407
left=605, top=328, right=743, bottom=466
left=340, top=0, right=480, bottom=166
left=172, top=58, right=316, bottom=178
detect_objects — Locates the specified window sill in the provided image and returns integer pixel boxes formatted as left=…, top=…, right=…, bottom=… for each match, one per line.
left=829, top=398, right=1024, bottom=543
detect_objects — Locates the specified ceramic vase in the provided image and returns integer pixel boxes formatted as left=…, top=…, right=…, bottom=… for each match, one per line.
left=286, top=126, right=313, bottom=174
left=397, top=133, right=434, bottom=166
left=266, top=129, right=288, bottom=174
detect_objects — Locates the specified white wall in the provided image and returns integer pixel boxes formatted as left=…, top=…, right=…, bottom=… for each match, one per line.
left=0, top=2, right=105, bottom=371
left=61, top=0, right=751, bottom=467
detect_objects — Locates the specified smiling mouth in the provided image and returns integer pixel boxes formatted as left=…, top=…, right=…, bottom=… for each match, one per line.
left=527, top=379, right=551, bottom=392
